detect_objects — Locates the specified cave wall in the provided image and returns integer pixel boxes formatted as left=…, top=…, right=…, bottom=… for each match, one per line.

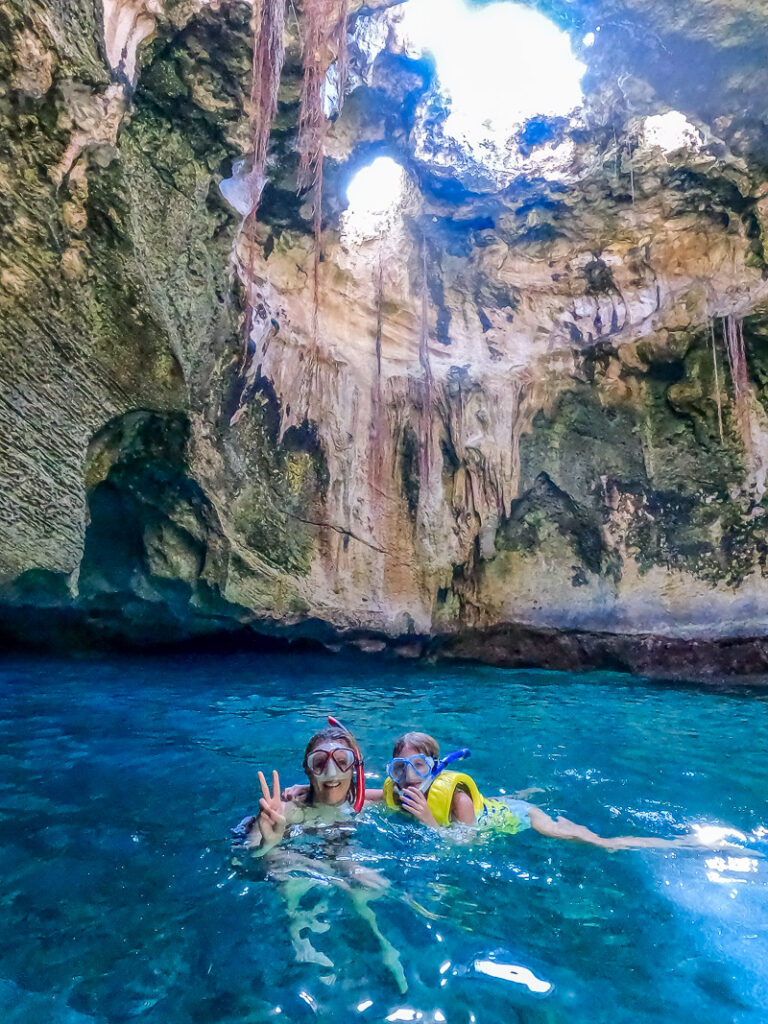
left=3, top=0, right=768, bottom=676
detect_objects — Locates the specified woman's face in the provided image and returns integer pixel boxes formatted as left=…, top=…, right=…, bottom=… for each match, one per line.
left=306, top=741, right=355, bottom=805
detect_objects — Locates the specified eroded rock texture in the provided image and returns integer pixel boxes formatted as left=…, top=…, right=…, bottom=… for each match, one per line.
left=4, top=0, right=768, bottom=677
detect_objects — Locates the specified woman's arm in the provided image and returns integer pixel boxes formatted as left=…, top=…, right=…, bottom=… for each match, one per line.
left=246, top=770, right=303, bottom=855
left=284, top=782, right=386, bottom=805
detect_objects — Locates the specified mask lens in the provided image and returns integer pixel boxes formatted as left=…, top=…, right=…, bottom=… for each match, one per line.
left=388, top=758, right=409, bottom=784
left=410, top=755, right=432, bottom=776
left=332, top=748, right=355, bottom=772
left=307, top=750, right=330, bottom=775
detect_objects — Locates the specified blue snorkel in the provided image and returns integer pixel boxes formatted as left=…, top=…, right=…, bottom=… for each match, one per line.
left=434, top=748, right=471, bottom=776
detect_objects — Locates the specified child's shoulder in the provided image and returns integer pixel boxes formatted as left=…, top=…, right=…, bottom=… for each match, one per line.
left=450, top=788, right=478, bottom=823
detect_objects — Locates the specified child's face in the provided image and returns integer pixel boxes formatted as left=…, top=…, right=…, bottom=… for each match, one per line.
left=395, top=742, right=434, bottom=790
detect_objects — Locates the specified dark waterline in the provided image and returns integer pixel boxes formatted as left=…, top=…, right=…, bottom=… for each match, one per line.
left=1, top=650, right=767, bottom=1023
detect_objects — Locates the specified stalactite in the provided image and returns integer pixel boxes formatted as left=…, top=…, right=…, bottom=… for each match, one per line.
left=710, top=318, right=724, bottom=443
left=723, top=314, right=752, bottom=455
left=508, top=373, right=532, bottom=507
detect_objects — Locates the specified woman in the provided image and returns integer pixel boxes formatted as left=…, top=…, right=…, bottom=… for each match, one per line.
left=242, top=721, right=364, bottom=854
left=236, top=722, right=405, bottom=991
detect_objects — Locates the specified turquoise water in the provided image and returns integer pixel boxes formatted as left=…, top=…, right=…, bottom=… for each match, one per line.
left=1, top=652, right=767, bottom=1023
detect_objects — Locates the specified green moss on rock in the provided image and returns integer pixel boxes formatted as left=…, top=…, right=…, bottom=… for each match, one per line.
left=516, top=327, right=762, bottom=586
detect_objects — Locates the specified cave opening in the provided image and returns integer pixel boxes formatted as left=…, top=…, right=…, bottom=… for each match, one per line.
left=396, top=0, right=586, bottom=157
left=343, top=155, right=407, bottom=238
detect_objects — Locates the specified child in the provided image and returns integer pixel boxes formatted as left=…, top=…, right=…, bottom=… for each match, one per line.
left=380, top=731, right=700, bottom=850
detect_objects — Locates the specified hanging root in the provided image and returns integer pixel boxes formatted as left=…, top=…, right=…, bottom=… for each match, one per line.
left=297, top=0, right=350, bottom=367
left=250, top=0, right=286, bottom=207
left=375, top=254, right=383, bottom=379
left=722, top=314, right=752, bottom=456
left=710, top=318, right=724, bottom=443
left=367, top=256, right=386, bottom=493
left=418, top=236, right=434, bottom=487
left=241, top=0, right=286, bottom=366
left=297, top=0, right=349, bottom=193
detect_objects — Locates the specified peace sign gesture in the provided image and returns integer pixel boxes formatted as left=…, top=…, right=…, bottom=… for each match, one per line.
left=258, top=769, right=287, bottom=848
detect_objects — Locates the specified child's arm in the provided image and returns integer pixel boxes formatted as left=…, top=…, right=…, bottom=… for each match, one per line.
left=282, top=783, right=310, bottom=802
left=450, top=790, right=477, bottom=824
left=283, top=783, right=385, bottom=805
left=400, top=787, right=439, bottom=827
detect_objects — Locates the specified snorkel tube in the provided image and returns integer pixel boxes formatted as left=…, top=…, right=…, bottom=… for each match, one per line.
left=434, top=748, right=471, bottom=776
left=421, top=747, right=471, bottom=792
left=328, top=715, right=365, bottom=812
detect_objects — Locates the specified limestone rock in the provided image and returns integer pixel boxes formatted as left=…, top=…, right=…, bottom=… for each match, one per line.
left=3, top=0, right=768, bottom=679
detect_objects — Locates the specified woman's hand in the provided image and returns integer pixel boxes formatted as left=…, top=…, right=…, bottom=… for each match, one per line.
left=401, top=786, right=439, bottom=828
left=258, top=770, right=287, bottom=848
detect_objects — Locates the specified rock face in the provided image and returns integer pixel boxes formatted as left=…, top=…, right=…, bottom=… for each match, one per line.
left=4, top=0, right=768, bottom=678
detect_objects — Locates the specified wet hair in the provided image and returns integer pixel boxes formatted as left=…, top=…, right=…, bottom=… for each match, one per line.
left=302, top=726, right=359, bottom=806
left=392, top=731, right=440, bottom=759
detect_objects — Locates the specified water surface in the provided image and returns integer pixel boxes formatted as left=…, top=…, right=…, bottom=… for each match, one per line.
left=1, top=652, right=767, bottom=1023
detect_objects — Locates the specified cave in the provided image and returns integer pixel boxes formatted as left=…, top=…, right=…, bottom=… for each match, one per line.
left=2, top=0, right=768, bottom=674
left=4, top=3, right=768, bottom=1020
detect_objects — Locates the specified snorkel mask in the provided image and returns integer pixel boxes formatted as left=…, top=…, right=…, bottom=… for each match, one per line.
left=386, top=748, right=471, bottom=796
left=327, top=714, right=365, bottom=812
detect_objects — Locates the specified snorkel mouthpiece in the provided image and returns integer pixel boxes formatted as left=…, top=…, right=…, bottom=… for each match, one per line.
left=328, top=715, right=365, bottom=812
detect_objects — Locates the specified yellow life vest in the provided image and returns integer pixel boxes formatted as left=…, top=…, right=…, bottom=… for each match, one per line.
left=383, top=770, right=525, bottom=833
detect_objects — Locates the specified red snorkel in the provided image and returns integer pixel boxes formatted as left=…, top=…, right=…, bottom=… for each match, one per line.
left=328, top=714, right=365, bottom=812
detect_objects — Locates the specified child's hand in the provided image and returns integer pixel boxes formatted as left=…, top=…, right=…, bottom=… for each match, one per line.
left=258, top=769, right=287, bottom=847
left=281, top=783, right=309, bottom=802
left=401, top=786, right=439, bottom=828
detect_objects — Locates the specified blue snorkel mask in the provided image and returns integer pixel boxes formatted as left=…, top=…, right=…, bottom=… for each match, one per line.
left=386, top=748, right=471, bottom=795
